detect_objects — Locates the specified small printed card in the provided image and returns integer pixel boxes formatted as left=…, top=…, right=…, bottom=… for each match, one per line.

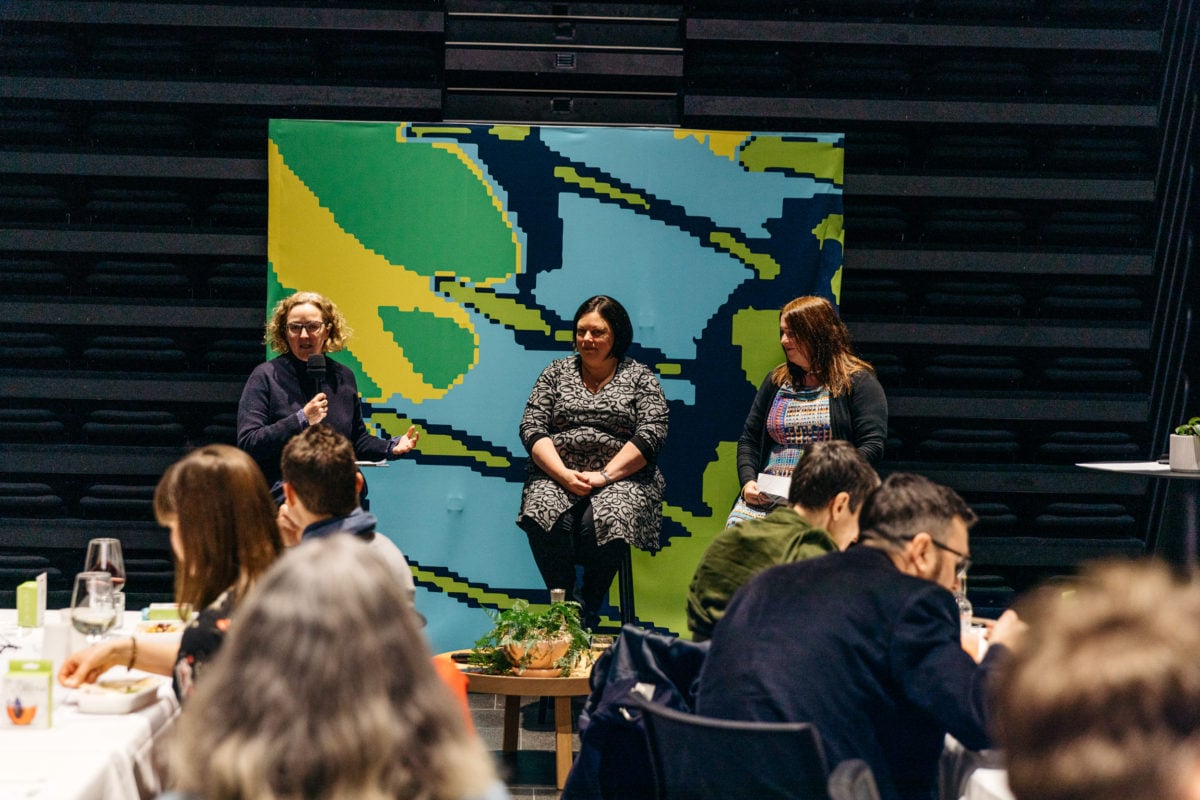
left=4, top=659, right=52, bottom=729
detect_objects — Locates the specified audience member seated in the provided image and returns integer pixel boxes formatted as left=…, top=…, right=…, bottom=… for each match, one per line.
left=993, top=559, right=1200, bottom=800
left=694, top=472, right=1026, bottom=800
left=159, top=536, right=509, bottom=800
left=686, top=440, right=879, bottom=641
left=275, top=423, right=473, bottom=726
left=277, top=423, right=415, bottom=595
left=59, top=445, right=283, bottom=701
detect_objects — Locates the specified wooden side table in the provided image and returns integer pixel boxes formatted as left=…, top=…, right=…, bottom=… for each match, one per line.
left=442, top=652, right=593, bottom=790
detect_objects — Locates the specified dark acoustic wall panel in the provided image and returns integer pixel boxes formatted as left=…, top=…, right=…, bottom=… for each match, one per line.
left=0, top=0, right=1194, bottom=613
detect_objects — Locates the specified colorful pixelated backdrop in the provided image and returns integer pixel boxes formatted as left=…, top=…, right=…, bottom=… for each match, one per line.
left=267, top=120, right=845, bottom=653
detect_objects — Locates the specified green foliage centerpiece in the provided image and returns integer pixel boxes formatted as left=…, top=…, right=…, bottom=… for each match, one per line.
left=469, top=598, right=592, bottom=677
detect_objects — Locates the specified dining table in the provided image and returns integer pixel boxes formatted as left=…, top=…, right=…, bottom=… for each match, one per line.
left=0, top=607, right=181, bottom=800
left=940, top=734, right=1014, bottom=800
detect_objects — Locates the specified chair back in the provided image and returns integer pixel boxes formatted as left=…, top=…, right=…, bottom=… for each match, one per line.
left=635, top=695, right=832, bottom=800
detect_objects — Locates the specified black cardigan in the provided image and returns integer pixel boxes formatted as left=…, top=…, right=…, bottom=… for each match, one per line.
left=735, top=367, right=887, bottom=487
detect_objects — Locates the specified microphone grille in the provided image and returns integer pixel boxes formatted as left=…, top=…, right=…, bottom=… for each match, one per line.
left=307, top=354, right=327, bottom=376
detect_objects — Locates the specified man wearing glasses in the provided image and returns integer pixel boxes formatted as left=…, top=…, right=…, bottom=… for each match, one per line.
left=694, top=472, right=1025, bottom=800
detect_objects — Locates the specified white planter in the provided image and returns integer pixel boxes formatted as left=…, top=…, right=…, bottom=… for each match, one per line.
left=1169, top=434, right=1200, bottom=472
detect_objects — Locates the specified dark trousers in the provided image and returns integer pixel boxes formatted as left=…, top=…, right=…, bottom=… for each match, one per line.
left=524, top=499, right=628, bottom=629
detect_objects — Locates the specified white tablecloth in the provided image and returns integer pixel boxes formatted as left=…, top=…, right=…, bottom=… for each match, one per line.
left=940, top=734, right=1015, bottom=800
left=0, top=609, right=180, bottom=800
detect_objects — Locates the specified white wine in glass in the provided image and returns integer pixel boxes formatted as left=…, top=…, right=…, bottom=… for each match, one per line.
left=70, top=571, right=116, bottom=645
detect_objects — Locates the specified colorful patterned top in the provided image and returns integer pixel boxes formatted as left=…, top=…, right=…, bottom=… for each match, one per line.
left=725, top=382, right=832, bottom=528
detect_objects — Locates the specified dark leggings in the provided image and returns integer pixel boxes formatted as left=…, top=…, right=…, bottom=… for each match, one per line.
left=524, top=500, right=628, bottom=629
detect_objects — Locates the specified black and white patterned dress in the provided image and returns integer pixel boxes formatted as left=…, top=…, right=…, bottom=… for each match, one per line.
left=517, top=355, right=669, bottom=552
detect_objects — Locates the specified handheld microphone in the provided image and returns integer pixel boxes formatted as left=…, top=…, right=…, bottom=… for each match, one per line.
left=306, top=354, right=326, bottom=399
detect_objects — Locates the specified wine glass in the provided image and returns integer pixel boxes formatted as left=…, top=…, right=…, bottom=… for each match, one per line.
left=70, top=571, right=116, bottom=646
left=84, top=537, right=126, bottom=592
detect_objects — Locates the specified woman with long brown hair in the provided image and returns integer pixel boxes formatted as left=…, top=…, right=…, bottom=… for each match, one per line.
left=58, top=444, right=284, bottom=700
left=726, top=295, right=886, bottom=528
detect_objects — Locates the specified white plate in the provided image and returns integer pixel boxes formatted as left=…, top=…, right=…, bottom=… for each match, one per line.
left=77, top=676, right=163, bottom=714
left=134, top=619, right=186, bottom=637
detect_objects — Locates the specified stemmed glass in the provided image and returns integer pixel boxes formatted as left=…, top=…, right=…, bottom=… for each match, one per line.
left=84, top=538, right=126, bottom=592
left=70, top=571, right=116, bottom=646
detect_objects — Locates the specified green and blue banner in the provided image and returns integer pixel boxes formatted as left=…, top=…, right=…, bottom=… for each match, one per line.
left=267, top=120, right=844, bottom=652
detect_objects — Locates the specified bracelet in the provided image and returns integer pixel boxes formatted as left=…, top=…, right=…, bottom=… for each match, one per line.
left=126, top=636, right=137, bottom=671
left=600, top=469, right=612, bottom=485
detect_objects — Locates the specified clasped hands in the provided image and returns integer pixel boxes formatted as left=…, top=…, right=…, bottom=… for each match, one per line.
left=559, top=469, right=611, bottom=496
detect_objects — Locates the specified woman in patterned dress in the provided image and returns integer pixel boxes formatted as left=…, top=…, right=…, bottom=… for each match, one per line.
left=726, top=295, right=887, bottom=528
left=517, top=295, right=669, bottom=628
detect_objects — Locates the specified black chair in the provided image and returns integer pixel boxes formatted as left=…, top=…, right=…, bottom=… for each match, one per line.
left=634, top=695, right=880, bottom=800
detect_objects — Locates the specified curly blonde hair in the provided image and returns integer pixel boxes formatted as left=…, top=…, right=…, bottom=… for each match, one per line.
left=167, top=537, right=498, bottom=800
left=264, top=291, right=353, bottom=355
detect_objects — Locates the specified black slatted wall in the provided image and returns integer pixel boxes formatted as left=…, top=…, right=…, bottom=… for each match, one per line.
left=0, top=0, right=1195, bottom=614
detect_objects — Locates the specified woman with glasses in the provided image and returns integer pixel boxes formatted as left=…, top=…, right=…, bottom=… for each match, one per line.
left=517, top=295, right=669, bottom=629
left=726, top=295, right=887, bottom=528
left=236, top=291, right=418, bottom=498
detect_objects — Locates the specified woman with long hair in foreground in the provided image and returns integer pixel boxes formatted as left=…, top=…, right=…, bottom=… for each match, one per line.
left=162, top=536, right=507, bottom=800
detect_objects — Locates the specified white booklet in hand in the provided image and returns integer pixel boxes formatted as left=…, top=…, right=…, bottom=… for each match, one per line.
left=756, top=472, right=791, bottom=504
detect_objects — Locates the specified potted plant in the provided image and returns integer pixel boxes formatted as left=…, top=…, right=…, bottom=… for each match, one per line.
left=469, top=598, right=592, bottom=676
left=1170, top=417, right=1200, bottom=472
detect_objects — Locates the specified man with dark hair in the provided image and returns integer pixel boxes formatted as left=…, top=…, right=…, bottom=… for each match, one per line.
left=279, top=424, right=415, bottom=596
left=686, top=440, right=879, bottom=641
left=694, top=472, right=1025, bottom=800
left=993, top=559, right=1200, bottom=800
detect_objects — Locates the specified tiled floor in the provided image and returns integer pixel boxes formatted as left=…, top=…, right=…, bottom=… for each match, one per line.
left=469, top=691, right=587, bottom=800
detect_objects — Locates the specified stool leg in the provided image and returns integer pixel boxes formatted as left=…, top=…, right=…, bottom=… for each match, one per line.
left=618, top=548, right=635, bottom=625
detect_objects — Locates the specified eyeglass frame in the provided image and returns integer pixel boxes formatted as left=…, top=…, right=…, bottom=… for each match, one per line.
left=285, top=321, right=329, bottom=336
left=896, top=534, right=971, bottom=578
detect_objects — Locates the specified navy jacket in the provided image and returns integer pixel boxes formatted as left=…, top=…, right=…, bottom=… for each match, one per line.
left=236, top=353, right=396, bottom=486
left=694, top=546, right=1001, bottom=800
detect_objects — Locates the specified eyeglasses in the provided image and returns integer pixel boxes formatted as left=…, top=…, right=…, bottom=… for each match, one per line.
left=928, top=538, right=972, bottom=578
left=895, top=534, right=971, bottom=578
left=286, top=321, right=328, bottom=336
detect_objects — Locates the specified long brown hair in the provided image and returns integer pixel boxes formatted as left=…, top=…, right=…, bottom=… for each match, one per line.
left=154, top=444, right=282, bottom=613
left=769, top=295, right=873, bottom=396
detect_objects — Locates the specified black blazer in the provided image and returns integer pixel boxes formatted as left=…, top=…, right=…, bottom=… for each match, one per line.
left=694, top=545, right=1001, bottom=800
